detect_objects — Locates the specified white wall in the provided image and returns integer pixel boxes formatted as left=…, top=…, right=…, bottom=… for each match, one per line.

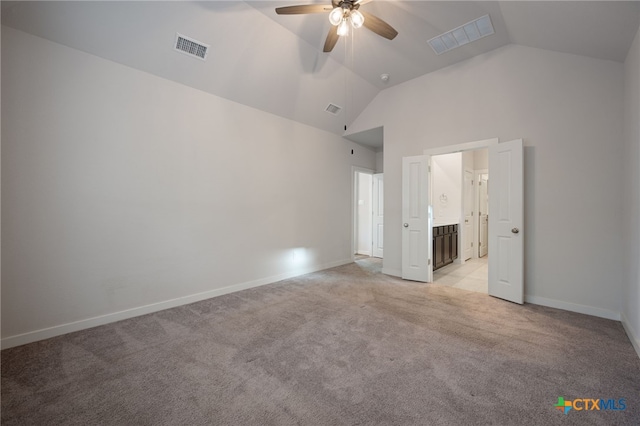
left=1, top=27, right=376, bottom=346
left=432, top=153, right=461, bottom=224
left=376, top=151, right=384, bottom=173
left=462, top=151, right=475, bottom=172
left=622, top=27, right=640, bottom=354
left=474, top=149, right=488, bottom=170
left=347, top=44, right=625, bottom=318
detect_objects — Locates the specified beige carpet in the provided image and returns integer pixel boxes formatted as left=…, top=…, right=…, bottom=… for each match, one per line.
left=2, top=258, right=639, bottom=425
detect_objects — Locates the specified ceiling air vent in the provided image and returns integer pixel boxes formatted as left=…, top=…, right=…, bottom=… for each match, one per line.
left=174, top=33, right=209, bottom=60
left=325, top=103, right=342, bottom=115
left=428, top=15, right=494, bottom=55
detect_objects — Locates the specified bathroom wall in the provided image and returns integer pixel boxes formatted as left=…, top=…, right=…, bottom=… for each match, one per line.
left=431, top=153, right=461, bottom=224
left=474, top=149, right=489, bottom=170
left=462, top=151, right=475, bottom=172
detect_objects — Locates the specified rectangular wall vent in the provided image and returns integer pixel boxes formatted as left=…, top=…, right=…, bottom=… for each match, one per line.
left=175, top=33, right=209, bottom=60
left=428, top=15, right=494, bottom=55
left=325, top=103, right=342, bottom=115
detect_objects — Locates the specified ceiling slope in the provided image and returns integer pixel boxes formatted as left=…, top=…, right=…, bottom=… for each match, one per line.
left=1, top=1, right=379, bottom=137
left=2, top=1, right=639, bottom=147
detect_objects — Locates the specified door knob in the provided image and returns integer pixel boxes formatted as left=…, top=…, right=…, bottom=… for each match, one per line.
left=403, top=223, right=409, bottom=228
left=511, top=227, right=519, bottom=234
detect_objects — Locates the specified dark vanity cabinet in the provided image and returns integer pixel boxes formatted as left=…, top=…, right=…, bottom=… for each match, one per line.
left=433, top=224, right=458, bottom=271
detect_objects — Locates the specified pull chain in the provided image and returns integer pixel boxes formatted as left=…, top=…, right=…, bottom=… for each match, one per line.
left=343, top=27, right=355, bottom=132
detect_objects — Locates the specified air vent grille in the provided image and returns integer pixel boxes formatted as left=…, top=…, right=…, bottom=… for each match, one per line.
left=428, top=15, right=494, bottom=55
left=325, top=103, right=342, bottom=115
left=175, top=33, right=209, bottom=60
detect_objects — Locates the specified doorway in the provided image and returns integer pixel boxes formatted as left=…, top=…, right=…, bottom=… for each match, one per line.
left=431, top=149, right=489, bottom=294
left=401, top=138, right=524, bottom=304
left=355, top=171, right=373, bottom=256
left=353, top=168, right=384, bottom=259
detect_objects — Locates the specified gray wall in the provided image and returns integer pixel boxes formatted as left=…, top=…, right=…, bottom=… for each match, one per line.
left=622, top=28, right=640, bottom=353
left=347, top=43, right=625, bottom=320
left=1, top=27, right=376, bottom=346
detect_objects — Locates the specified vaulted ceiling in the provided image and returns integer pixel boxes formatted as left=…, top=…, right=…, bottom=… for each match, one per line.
left=3, top=1, right=639, bottom=149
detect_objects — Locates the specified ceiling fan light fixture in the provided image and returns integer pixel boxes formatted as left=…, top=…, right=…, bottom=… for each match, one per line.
left=350, top=10, right=365, bottom=29
left=275, top=1, right=398, bottom=52
left=337, top=18, right=350, bottom=36
left=329, top=7, right=343, bottom=26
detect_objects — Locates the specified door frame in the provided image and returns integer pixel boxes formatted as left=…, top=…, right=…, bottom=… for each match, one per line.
left=422, top=138, right=499, bottom=281
left=402, top=137, right=524, bottom=305
left=352, top=166, right=375, bottom=261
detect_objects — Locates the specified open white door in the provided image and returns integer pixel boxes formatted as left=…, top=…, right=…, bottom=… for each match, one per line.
left=372, top=173, right=384, bottom=258
left=488, top=139, right=524, bottom=304
left=402, top=156, right=431, bottom=282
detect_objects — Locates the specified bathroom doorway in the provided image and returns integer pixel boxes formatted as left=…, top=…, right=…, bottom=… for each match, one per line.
left=401, top=138, right=523, bottom=304
left=430, top=149, right=489, bottom=294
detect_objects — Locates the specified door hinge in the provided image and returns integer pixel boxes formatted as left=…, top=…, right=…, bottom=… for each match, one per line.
left=428, top=259, right=431, bottom=265
left=428, top=166, right=431, bottom=173
left=471, top=242, right=473, bottom=247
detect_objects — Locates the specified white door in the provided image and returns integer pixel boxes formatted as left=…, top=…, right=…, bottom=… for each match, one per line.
left=372, top=173, right=384, bottom=258
left=478, top=174, right=489, bottom=257
left=356, top=173, right=373, bottom=255
left=463, top=169, right=474, bottom=260
left=402, top=156, right=431, bottom=282
left=488, top=139, right=524, bottom=304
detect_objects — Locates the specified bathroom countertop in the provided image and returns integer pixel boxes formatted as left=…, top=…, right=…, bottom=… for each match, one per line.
left=433, top=220, right=459, bottom=227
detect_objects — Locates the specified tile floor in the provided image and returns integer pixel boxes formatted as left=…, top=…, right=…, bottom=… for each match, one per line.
left=432, top=256, right=488, bottom=294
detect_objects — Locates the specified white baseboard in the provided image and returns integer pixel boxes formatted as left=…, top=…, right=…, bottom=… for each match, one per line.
left=521, top=296, right=640, bottom=359
left=382, top=268, right=402, bottom=277
left=1, top=258, right=352, bottom=350
left=621, top=311, right=640, bottom=359
left=525, top=295, right=620, bottom=321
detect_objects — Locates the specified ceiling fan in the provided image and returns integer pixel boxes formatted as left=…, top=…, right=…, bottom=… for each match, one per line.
left=275, top=0, right=398, bottom=52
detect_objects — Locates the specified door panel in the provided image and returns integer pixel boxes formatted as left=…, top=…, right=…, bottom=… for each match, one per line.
left=402, top=156, right=430, bottom=282
left=372, top=173, right=384, bottom=258
left=356, top=173, right=373, bottom=255
left=488, top=139, right=523, bottom=304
